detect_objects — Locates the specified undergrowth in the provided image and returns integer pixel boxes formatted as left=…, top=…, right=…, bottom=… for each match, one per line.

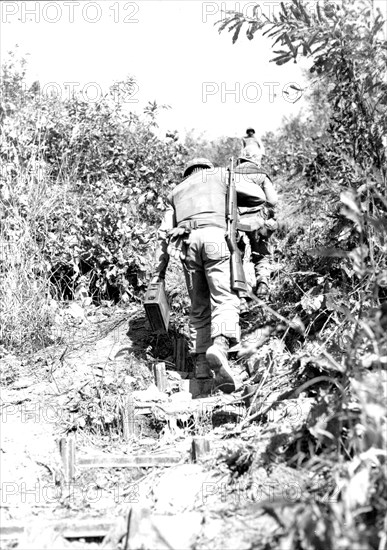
left=1, top=3, right=387, bottom=547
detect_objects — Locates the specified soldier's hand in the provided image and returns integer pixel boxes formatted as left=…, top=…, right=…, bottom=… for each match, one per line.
left=151, top=274, right=164, bottom=284
left=168, top=227, right=187, bottom=238
left=264, top=219, right=278, bottom=231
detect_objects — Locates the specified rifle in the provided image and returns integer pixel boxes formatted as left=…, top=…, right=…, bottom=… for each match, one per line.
left=226, top=157, right=249, bottom=296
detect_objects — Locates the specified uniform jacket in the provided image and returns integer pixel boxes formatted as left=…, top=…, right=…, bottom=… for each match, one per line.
left=241, top=135, right=265, bottom=164
left=235, top=161, right=278, bottom=218
left=155, top=167, right=269, bottom=278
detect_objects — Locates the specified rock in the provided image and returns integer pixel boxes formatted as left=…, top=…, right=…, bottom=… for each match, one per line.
left=66, top=302, right=85, bottom=321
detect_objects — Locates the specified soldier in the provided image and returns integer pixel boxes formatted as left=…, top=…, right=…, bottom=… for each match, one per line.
left=241, top=127, right=265, bottom=166
left=153, top=158, right=268, bottom=393
left=236, top=156, right=278, bottom=299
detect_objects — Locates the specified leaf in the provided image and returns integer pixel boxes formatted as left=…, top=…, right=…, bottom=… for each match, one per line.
left=340, top=191, right=362, bottom=229
left=272, top=52, right=293, bottom=65
left=302, top=352, right=344, bottom=373
left=232, top=23, right=242, bottom=44
left=348, top=245, right=368, bottom=278
left=345, top=467, right=370, bottom=510
left=273, top=49, right=290, bottom=55
left=316, top=2, right=323, bottom=22
left=301, top=292, right=324, bottom=314
left=364, top=214, right=387, bottom=233
left=283, top=33, right=296, bottom=55
left=311, top=41, right=328, bottom=55
left=372, top=14, right=385, bottom=36
left=308, top=32, right=321, bottom=48
left=340, top=191, right=360, bottom=215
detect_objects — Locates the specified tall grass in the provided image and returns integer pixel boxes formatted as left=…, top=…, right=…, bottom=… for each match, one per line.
left=0, top=159, right=58, bottom=351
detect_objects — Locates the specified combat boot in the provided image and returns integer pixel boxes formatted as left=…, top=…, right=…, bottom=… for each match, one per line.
left=255, top=281, right=269, bottom=298
left=195, top=353, right=212, bottom=379
left=205, top=335, right=236, bottom=394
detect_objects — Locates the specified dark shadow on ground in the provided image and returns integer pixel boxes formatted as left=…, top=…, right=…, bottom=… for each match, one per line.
left=126, top=312, right=193, bottom=374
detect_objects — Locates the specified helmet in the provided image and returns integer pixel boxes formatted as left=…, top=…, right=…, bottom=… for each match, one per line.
left=246, top=127, right=255, bottom=133
left=237, top=155, right=251, bottom=165
left=183, top=157, right=214, bottom=178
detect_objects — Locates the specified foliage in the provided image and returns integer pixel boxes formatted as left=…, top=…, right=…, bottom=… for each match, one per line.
left=0, top=176, right=57, bottom=350
left=219, top=0, right=386, bottom=169
left=1, top=12, right=386, bottom=548
left=218, top=1, right=387, bottom=548
left=218, top=0, right=387, bottom=289
left=184, top=130, right=241, bottom=167
left=263, top=75, right=332, bottom=177
left=1, top=54, right=187, bottom=317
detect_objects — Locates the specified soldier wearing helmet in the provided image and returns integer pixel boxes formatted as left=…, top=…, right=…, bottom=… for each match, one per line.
left=241, top=127, right=265, bottom=166
left=153, top=157, right=267, bottom=393
left=182, top=157, right=213, bottom=177
left=235, top=155, right=278, bottom=301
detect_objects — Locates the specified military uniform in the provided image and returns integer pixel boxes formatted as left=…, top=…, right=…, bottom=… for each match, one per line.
left=155, top=161, right=267, bottom=392
left=235, top=160, right=278, bottom=293
left=241, top=131, right=265, bottom=166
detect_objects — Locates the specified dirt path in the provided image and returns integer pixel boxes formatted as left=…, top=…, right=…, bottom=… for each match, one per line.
left=1, top=302, right=315, bottom=549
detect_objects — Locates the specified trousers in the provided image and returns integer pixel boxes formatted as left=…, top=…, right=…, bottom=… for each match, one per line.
left=238, top=207, right=276, bottom=284
left=182, top=227, right=240, bottom=354
left=241, top=229, right=274, bottom=282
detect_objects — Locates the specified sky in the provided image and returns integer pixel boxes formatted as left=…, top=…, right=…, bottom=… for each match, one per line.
left=1, top=0, right=386, bottom=140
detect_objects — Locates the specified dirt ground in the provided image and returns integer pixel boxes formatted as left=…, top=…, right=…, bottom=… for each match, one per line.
left=0, top=302, right=323, bottom=549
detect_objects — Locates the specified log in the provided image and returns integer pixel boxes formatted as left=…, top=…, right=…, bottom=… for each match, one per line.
left=59, top=433, right=76, bottom=482
left=191, top=437, right=212, bottom=461
left=121, top=394, right=135, bottom=440
left=153, top=362, right=167, bottom=392
left=0, top=518, right=118, bottom=541
left=175, top=337, right=187, bottom=371
left=78, top=453, right=181, bottom=469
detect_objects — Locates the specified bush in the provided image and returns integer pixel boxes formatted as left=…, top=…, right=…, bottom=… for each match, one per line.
left=0, top=52, right=189, bottom=349
left=1, top=54, right=188, bottom=296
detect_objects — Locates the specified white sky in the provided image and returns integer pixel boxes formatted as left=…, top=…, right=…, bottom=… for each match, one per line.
left=1, top=0, right=386, bottom=140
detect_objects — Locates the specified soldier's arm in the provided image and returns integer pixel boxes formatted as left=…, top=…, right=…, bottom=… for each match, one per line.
left=240, top=138, right=246, bottom=155
left=154, top=204, right=175, bottom=279
left=262, top=176, right=278, bottom=207
left=235, top=178, right=266, bottom=208
left=256, top=136, right=265, bottom=156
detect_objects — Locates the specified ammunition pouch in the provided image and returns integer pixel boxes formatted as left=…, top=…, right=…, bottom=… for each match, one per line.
left=237, top=205, right=277, bottom=234
left=167, top=227, right=191, bottom=260
left=237, top=213, right=265, bottom=233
